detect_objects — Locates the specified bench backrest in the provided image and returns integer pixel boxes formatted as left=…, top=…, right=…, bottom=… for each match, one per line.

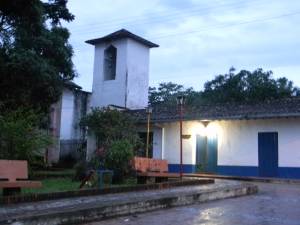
left=132, top=157, right=168, bottom=173
left=0, top=160, right=28, bottom=181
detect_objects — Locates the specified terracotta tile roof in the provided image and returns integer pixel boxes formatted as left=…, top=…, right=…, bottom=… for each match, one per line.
left=129, top=97, right=300, bottom=123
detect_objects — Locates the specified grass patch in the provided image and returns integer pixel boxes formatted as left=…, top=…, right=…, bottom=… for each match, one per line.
left=22, top=178, right=80, bottom=194
left=32, top=169, right=75, bottom=179
left=0, top=176, right=137, bottom=196
left=21, top=177, right=136, bottom=194
left=113, top=177, right=137, bottom=187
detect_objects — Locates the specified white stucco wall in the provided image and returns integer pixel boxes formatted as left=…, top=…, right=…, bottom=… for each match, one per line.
left=217, top=119, right=300, bottom=167
left=90, top=39, right=128, bottom=108
left=90, top=38, right=150, bottom=110
left=60, top=88, right=74, bottom=140
left=126, top=39, right=149, bottom=109
left=161, top=121, right=205, bottom=165
left=158, top=118, right=300, bottom=168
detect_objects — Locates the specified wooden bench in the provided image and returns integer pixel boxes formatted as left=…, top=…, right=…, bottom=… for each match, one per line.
left=132, top=157, right=180, bottom=184
left=0, top=160, right=42, bottom=196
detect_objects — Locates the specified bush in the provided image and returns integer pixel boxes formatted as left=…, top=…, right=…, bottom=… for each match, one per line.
left=105, top=139, right=134, bottom=182
left=81, top=108, right=139, bottom=183
left=80, top=107, right=140, bottom=148
left=0, top=109, right=52, bottom=170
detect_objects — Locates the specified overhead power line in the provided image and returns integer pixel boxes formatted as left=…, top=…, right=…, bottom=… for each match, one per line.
left=71, top=0, right=252, bottom=29
left=148, top=11, right=300, bottom=40
left=70, top=10, right=300, bottom=44
left=70, top=0, right=263, bottom=34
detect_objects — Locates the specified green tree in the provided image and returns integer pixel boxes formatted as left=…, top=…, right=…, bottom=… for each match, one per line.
left=0, top=109, right=51, bottom=169
left=149, top=68, right=299, bottom=106
left=0, top=0, right=75, bottom=114
left=203, top=68, right=300, bottom=103
left=149, top=82, right=201, bottom=106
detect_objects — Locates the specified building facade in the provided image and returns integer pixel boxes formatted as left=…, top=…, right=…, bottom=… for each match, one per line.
left=132, top=99, right=300, bottom=179
left=49, top=29, right=300, bottom=180
left=151, top=118, right=300, bottom=179
left=48, top=81, right=90, bottom=163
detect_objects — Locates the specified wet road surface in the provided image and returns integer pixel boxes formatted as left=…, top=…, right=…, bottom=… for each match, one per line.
left=84, top=182, right=300, bottom=225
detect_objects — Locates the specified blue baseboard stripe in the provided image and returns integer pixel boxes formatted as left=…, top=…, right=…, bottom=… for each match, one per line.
left=168, top=164, right=196, bottom=173
left=218, top=165, right=300, bottom=179
left=168, top=164, right=300, bottom=179
left=217, top=166, right=259, bottom=177
left=278, top=167, right=300, bottom=179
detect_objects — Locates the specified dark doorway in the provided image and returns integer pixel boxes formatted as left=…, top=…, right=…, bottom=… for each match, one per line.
left=258, top=132, right=278, bottom=177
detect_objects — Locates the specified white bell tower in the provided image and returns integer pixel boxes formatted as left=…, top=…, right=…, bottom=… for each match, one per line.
left=86, top=29, right=158, bottom=159
left=86, top=29, right=158, bottom=110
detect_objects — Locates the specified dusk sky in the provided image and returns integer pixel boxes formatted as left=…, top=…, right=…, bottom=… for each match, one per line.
left=64, top=0, right=300, bottom=92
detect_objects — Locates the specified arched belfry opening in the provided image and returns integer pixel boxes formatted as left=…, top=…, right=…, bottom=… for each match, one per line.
left=103, top=45, right=117, bottom=80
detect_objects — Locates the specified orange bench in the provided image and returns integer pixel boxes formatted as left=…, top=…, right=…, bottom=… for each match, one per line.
left=0, top=160, right=42, bottom=196
left=132, top=157, right=180, bottom=183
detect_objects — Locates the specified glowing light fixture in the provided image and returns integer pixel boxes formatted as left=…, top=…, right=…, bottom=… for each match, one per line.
left=201, top=120, right=210, bottom=127
left=198, top=120, right=212, bottom=137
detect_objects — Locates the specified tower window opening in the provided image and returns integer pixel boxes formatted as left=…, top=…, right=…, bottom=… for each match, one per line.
left=104, top=45, right=117, bottom=80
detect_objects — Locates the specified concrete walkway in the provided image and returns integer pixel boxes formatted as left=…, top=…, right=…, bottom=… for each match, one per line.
left=86, top=182, right=300, bottom=225
left=0, top=180, right=256, bottom=225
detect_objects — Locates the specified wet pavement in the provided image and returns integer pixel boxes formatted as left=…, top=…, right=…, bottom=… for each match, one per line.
left=85, top=182, right=300, bottom=225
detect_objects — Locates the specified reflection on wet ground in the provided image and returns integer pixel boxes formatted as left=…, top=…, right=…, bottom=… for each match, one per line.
left=85, top=182, right=300, bottom=225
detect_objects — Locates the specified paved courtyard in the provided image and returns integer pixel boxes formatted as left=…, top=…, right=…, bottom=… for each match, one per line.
left=85, top=182, right=300, bottom=225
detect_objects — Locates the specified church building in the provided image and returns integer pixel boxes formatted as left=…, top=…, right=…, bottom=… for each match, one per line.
left=51, top=29, right=300, bottom=179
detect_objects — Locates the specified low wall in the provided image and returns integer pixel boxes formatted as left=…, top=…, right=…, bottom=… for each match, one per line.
left=0, top=182, right=257, bottom=225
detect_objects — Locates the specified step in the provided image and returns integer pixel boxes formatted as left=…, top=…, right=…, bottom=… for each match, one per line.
left=185, top=173, right=300, bottom=184
left=0, top=180, right=258, bottom=225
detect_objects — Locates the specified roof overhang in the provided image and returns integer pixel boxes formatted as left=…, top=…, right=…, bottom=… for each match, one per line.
left=86, top=29, right=159, bottom=48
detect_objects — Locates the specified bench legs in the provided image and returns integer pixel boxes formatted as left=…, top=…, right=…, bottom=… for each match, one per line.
left=3, top=188, right=21, bottom=196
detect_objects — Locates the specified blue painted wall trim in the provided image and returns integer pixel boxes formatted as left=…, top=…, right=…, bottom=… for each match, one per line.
left=168, top=164, right=196, bottom=173
left=218, top=165, right=300, bottom=179
left=217, top=165, right=259, bottom=177
left=278, top=167, right=300, bottom=179
left=168, top=164, right=300, bottom=179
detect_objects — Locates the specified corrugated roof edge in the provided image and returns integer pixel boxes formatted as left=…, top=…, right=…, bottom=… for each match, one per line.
left=127, top=97, right=300, bottom=123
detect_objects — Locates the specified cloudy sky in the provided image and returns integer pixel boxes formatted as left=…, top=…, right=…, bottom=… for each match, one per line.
left=64, top=0, right=300, bottom=92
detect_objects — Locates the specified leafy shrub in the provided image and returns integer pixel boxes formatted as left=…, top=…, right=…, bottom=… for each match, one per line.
left=80, top=108, right=140, bottom=183
left=105, top=140, right=134, bottom=183
left=80, top=107, right=140, bottom=148
left=0, top=109, right=52, bottom=170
